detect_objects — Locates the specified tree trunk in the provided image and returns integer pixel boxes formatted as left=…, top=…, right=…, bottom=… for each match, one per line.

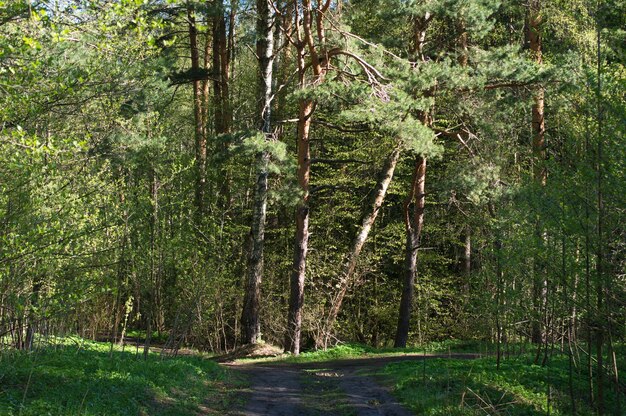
left=212, top=10, right=231, bottom=136
left=202, top=29, right=211, bottom=135
left=284, top=0, right=326, bottom=355
left=274, top=0, right=294, bottom=123
left=212, top=5, right=234, bottom=209
left=394, top=12, right=431, bottom=349
left=321, top=146, right=402, bottom=348
left=284, top=98, right=314, bottom=354
left=188, top=6, right=207, bottom=217
left=241, top=0, right=275, bottom=345
left=282, top=0, right=383, bottom=354
left=413, top=13, right=431, bottom=61
left=394, top=156, right=426, bottom=348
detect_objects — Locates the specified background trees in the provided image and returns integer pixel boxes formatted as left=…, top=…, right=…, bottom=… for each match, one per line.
left=1, top=0, right=624, bottom=411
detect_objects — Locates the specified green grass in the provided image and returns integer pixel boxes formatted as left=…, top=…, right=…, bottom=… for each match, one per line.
left=0, top=337, right=242, bottom=416
left=235, top=340, right=624, bottom=415
left=286, top=344, right=376, bottom=362
left=238, top=340, right=496, bottom=364
left=376, top=352, right=623, bottom=415
left=124, top=330, right=170, bottom=345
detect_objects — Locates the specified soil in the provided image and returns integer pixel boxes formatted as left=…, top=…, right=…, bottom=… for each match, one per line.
left=224, top=353, right=479, bottom=416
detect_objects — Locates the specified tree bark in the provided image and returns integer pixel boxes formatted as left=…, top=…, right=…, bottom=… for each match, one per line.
left=212, top=4, right=234, bottom=209
left=241, top=0, right=275, bottom=345
left=321, top=146, right=402, bottom=348
left=284, top=0, right=327, bottom=355
left=284, top=98, right=314, bottom=354
left=394, top=156, right=426, bottom=348
left=188, top=6, right=208, bottom=217
left=212, top=9, right=231, bottom=136
left=394, top=12, right=431, bottom=349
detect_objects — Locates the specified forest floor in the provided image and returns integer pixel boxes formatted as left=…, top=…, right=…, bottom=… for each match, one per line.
left=0, top=337, right=243, bottom=416
left=221, top=342, right=625, bottom=415
left=224, top=354, right=479, bottom=416
left=3, top=339, right=621, bottom=415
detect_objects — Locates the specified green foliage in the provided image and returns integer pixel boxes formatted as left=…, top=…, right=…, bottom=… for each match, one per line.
left=379, top=351, right=625, bottom=415
left=250, top=340, right=493, bottom=364
left=0, top=3, right=624, bottom=412
left=0, top=338, right=237, bottom=416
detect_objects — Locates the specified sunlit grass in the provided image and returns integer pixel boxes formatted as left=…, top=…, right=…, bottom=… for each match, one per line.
left=236, top=339, right=495, bottom=364
left=0, top=338, right=240, bottom=416
left=377, top=352, right=623, bottom=415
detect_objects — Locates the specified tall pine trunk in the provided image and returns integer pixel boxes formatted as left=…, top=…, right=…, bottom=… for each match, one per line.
left=284, top=0, right=327, bottom=355
left=394, top=156, right=426, bottom=348
left=213, top=4, right=234, bottom=209
left=285, top=98, right=313, bottom=354
left=394, top=13, right=431, bottom=349
left=212, top=10, right=231, bottom=136
left=188, top=6, right=208, bottom=218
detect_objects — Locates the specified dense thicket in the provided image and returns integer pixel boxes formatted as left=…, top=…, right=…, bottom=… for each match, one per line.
left=1, top=0, right=624, bottom=412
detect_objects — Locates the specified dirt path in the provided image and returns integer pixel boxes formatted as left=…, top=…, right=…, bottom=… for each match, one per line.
left=232, top=364, right=307, bottom=415
left=226, top=354, right=478, bottom=416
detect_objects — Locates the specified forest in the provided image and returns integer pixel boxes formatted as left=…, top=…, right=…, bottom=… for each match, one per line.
left=0, top=0, right=625, bottom=415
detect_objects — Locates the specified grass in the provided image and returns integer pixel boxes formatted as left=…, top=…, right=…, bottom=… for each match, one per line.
left=241, top=340, right=624, bottom=415
left=285, top=344, right=377, bottom=362
left=0, top=337, right=242, bottom=416
left=124, top=330, right=170, bottom=345
left=236, top=339, right=496, bottom=364
left=9, top=337, right=618, bottom=415
left=233, top=343, right=383, bottom=364
left=375, top=352, right=624, bottom=415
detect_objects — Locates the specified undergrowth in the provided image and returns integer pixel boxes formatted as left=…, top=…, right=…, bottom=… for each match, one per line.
left=245, top=339, right=496, bottom=364
left=377, top=351, right=624, bottom=415
left=0, top=337, right=240, bottom=416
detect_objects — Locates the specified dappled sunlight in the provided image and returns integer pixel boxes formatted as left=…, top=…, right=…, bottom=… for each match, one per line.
left=381, top=354, right=621, bottom=415
left=0, top=340, right=234, bottom=415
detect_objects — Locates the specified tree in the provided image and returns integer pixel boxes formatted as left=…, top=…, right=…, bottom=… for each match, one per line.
left=321, top=145, right=401, bottom=348
left=241, top=0, right=275, bottom=345
left=283, top=0, right=388, bottom=354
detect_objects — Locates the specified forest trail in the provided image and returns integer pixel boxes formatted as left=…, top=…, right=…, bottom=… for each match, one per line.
left=225, top=354, right=479, bottom=415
